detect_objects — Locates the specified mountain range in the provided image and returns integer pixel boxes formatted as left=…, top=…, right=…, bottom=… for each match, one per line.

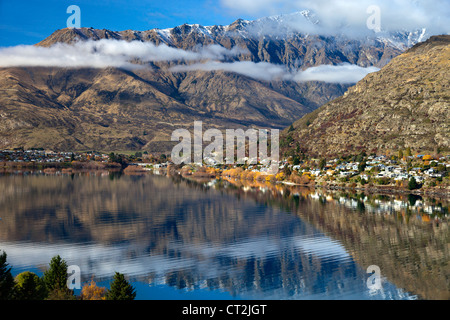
left=0, top=11, right=434, bottom=153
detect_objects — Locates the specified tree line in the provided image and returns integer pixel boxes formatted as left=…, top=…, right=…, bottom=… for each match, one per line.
left=0, top=251, right=136, bottom=300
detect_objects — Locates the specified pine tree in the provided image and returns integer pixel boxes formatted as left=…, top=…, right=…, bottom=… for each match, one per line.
left=405, top=147, right=412, bottom=157
left=288, top=124, right=295, bottom=132
left=106, top=272, right=136, bottom=300
left=358, top=161, right=367, bottom=173
left=43, top=255, right=68, bottom=291
left=408, top=177, right=420, bottom=190
left=0, top=251, right=15, bottom=300
left=14, top=271, right=47, bottom=300
left=319, top=158, right=326, bottom=170
left=42, top=255, right=74, bottom=299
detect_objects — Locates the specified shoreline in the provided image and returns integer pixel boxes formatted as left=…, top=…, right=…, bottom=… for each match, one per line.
left=279, top=181, right=450, bottom=198
left=172, top=166, right=450, bottom=199
left=1, top=163, right=449, bottom=199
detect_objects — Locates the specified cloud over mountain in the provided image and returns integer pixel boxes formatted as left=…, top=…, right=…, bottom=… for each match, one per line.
left=293, top=63, right=380, bottom=83
left=0, top=39, right=248, bottom=68
left=171, top=61, right=379, bottom=84
left=0, top=38, right=378, bottom=83
left=221, top=0, right=450, bottom=37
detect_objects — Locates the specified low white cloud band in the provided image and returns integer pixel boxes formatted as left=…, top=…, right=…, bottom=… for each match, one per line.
left=0, top=39, right=379, bottom=84
left=170, top=61, right=379, bottom=84
left=0, top=39, right=248, bottom=69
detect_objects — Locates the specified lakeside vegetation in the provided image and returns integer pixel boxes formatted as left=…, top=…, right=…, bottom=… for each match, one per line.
left=1, top=147, right=449, bottom=196
left=222, top=153, right=449, bottom=194
left=169, top=150, right=449, bottom=197
left=0, top=251, right=136, bottom=301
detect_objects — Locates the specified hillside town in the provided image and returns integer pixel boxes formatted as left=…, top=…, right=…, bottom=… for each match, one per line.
left=212, top=152, right=450, bottom=194
left=0, top=149, right=106, bottom=164
left=1, top=148, right=449, bottom=194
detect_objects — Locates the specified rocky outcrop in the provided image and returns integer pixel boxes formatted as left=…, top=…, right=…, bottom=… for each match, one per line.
left=283, top=35, right=450, bottom=158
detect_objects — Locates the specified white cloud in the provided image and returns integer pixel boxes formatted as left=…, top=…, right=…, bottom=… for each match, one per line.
left=293, top=63, right=380, bottom=83
left=171, top=61, right=379, bottom=84
left=221, top=0, right=450, bottom=36
left=0, top=39, right=379, bottom=84
left=170, top=61, right=289, bottom=82
left=0, top=39, right=248, bottom=68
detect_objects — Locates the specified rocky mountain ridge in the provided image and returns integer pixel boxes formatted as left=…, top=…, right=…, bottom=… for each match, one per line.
left=282, top=35, right=450, bottom=158
left=0, top=12, right=432, bottom=152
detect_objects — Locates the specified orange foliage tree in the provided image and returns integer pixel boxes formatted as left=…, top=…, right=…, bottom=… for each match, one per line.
left=80, top=279, right=107, bottom=300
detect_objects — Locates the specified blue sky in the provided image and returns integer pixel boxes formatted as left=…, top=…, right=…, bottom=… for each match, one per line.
left=1, top=0, right=448, bottom=47
left=0, top=0, right=253, bottom=46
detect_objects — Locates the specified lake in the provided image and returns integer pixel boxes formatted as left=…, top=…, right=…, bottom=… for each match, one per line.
left=0, top=170, right=448, bottom=300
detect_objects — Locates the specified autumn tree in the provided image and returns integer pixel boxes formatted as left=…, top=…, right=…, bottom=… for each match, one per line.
left=106, top=272, right=136, bottom=300
left=0, top=251, right=15, bottom=300
left=81, top=279, right=107, bottom=300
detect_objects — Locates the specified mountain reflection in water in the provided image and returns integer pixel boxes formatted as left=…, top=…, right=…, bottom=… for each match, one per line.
left=0, top=171, right=448, bottom=300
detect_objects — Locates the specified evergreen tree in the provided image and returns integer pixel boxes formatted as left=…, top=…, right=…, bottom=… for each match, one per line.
left=283, top=165, right=292, bottom=177
left=42, top=255, right=74, bottom=299
left=0, top=251, right=15, bottom=300
left=43, top=255, right=68, bottom=292
left=358, top=161, right=367, bottom=173
left=408, top=177, right=420, bottom=190
left=288, top=124, right=295, bottom=132
left=319, top=158, right=327, bottom=170
left=106, top=272, right=136, bottom=300
left=355, top=153, right=365, bottom=163
left=405, top=147, right=412, bottom=157
left=109, top=152, right=117, bottom=163
left=14, top=271, right=47, bottom=300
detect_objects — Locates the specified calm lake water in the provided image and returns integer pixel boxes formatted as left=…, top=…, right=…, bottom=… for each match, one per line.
left=0, top=170, right=448, bottom=300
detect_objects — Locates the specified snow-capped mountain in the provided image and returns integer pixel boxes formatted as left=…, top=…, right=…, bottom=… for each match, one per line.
left=0, top=11, right=442, bottom=152
left=38, top=10, right=431, bottom=65
left=149, top=10, right=429, bottom=51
